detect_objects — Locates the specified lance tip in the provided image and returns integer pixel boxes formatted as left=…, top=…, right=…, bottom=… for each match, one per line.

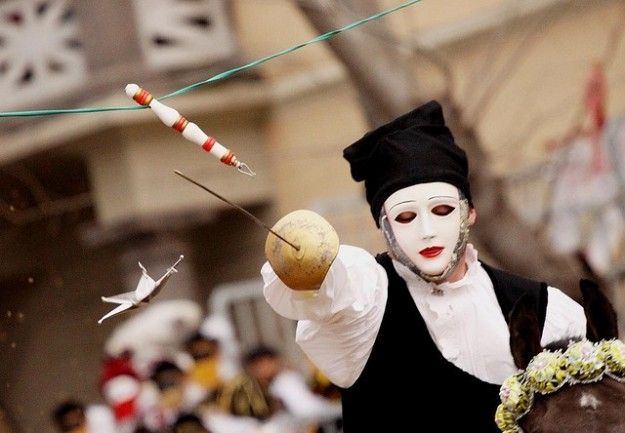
left=237, top=162, right=256, bottom=177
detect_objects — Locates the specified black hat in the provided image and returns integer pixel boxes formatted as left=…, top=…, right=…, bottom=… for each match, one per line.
left=343, top=100, right=472, bottom=226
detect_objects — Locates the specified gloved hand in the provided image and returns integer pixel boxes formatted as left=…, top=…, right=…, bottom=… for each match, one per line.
left=265, top=210, right=339, bottom=291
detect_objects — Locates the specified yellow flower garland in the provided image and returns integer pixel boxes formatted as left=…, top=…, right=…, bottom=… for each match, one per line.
left=496, top=339, right=625, bottom=433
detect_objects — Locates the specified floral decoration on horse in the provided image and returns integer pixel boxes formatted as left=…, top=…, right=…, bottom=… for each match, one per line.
left=496, top=339, right=625, bottom=432
left=499, top=279, right=625, bottom=433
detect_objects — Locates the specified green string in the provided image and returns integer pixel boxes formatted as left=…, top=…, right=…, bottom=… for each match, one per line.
left=0, top=0, right=421, bottom=118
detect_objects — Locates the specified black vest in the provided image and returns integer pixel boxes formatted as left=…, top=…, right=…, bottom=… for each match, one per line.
left=340, top=253, right=548, bottom=433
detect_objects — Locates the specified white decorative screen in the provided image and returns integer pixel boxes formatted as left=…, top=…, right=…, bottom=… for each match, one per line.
left=0, top=0, right=86, bottom=110
left=131, top=0, right=237, bottom=71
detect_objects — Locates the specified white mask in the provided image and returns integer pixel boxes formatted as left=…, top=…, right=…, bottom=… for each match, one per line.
left=380, top=182, right=470, bottom=282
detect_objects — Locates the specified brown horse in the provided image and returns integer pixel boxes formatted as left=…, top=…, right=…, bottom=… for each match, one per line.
left=502, top=279, right=625, bottom=433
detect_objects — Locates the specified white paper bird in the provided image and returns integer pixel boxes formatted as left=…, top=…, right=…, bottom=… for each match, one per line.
left=98, top=255, right=184, bottom=324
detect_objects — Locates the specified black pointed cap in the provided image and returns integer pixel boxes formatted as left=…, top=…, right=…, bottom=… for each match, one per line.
left=343, top=100, right=472, bottom=226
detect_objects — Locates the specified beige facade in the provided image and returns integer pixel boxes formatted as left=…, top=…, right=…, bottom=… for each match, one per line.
left=1, top=1, right=625, bottom=432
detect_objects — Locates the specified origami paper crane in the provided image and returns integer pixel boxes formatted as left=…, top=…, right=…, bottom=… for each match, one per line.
left=98, top=255, right=184, bottom=324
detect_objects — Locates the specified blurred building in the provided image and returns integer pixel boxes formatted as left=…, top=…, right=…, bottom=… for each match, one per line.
left=1, top=1, right=625, bottom=432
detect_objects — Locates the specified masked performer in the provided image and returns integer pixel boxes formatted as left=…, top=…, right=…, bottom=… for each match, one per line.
left=262, top=100, right=586, bottom=433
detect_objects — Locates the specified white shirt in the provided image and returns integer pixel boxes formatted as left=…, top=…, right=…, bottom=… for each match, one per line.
left=262, top=244, right=586, bottom=388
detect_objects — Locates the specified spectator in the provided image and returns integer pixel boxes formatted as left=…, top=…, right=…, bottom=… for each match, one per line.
left=99, top=354, right=160, bottom=433
left=51, top=399, right=117, bottom=433
left=217, top=346, right=282, bottom=420
left=171, top=413, right=211, bottom=433
left=52, top=401, right=85, bottom=433
left=218, top=345, right=341, bottom=432
left=184, top=332, right=223, bottom=404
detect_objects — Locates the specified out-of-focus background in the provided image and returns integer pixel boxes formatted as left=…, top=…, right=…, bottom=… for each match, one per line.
left=1, top=1, right=625, bottom=432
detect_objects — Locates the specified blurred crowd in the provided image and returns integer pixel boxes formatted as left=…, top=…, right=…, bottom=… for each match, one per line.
left=51, top=300, right=342, bottom=433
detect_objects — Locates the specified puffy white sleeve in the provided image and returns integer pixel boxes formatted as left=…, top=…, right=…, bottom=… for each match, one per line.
left=262, top=245, right=388, bottom=388
left=541, top=286, right=587, bottom=346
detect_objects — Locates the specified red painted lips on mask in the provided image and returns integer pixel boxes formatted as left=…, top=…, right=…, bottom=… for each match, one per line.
left=419, top=246, right=443, bottom=258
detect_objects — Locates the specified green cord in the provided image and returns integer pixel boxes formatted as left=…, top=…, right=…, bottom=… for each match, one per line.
left=0, top=0, right=421, bottom=118
left=0, top=105, right=146, bottom=117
